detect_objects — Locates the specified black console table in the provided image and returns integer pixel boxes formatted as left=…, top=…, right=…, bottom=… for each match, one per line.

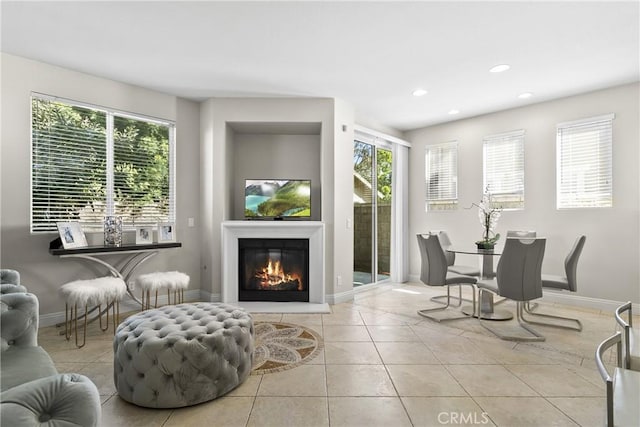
left=49, top=239, right=182, bottom=305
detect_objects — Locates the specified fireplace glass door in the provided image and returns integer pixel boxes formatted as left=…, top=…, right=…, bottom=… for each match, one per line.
left=238, top=238, right=309, bottom=302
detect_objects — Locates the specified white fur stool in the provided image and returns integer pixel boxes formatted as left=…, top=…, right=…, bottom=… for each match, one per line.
left=134, top=271, right=190, bottom=310
left=59, top=276, right=127, bottom=348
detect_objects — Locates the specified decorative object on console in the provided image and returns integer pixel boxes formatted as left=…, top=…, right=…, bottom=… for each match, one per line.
left=158, top=222, right=176, bottom=242
left=469, top=188, right=502, bottom=249
left=56, top=221, right=88, bottom=249
left=135, top=226, right=153, bottom=244
left=103, top=216, right=123, bottom=246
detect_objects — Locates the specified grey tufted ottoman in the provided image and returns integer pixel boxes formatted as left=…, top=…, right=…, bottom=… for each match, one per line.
left=113, top=302, right=254, bottom=408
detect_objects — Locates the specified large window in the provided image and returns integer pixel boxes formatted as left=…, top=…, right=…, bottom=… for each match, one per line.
left=425, top=141, right=458, bottom=211
left=31, top=94, right=175, bottom=232
left=557, top=114, right=613, bottom=209
left=483, top=130, right=525, bottom=209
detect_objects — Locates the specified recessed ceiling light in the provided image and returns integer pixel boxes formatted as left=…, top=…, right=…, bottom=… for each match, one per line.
left=489, top=64, right=510, bottom=73
left=448, top=109, right=459, bottom=115
left=412, top=88, right=428, bottom=97
left=518, top=92, right=534, bottom=99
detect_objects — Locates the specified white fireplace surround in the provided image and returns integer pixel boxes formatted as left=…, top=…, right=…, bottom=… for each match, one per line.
left=221, top=221, right=325, bottom=307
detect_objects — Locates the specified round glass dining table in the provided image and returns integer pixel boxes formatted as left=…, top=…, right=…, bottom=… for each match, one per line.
left=446, top=246, right=513, bottom=321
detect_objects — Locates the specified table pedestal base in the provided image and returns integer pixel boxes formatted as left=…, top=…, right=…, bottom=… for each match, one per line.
left=462, top=305, right=513, bottom=321
left=462, top=290, right=513, bottom=321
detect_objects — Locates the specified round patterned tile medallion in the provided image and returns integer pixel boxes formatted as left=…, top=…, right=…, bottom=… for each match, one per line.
left=251, top=321, right=323, bottom=374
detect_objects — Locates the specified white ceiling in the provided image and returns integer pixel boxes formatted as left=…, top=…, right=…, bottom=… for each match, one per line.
left=1, top=1, right=638, bottom=131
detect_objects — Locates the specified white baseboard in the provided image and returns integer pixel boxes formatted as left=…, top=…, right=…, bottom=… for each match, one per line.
left=199, top=290, right=222, bottom=303
left=406, top=274, right=639, bottom=313
left=326, top=289, right=355, bottom=304
left=39, top=284, right=637, bottom=327
left=539, top=291, right=640, bottom=313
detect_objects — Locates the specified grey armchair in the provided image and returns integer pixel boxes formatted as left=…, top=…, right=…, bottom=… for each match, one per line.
left=524, top=235, right=586, bottom=331
left=1, top=268, right=20, bottom=285
left=1, top=292, right=101, bottom=426
left=416, top=233, right=477, bottom=322
left=476, top=237, right=546, bottom=341
left=0, top=269, right=27, bottom=294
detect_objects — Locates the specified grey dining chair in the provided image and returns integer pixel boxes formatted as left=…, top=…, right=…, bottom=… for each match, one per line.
left=506, top=230, right=537, bottom=238
left=524, top=235, right=586, bottom=331
left=476, top=237, right=547, bottom=341
left=433, top=231, right=481, bottom=276
left=416, top=233, right=477, bottom=322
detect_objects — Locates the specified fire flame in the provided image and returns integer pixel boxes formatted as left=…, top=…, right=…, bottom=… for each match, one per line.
left=255, top=259, right=302, bottom=290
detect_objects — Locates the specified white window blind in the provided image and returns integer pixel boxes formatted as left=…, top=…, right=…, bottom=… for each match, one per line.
left=483, top=130, right=525, bottom=209
left=425, top=142, right=458, bottom=211
left=31, top=94, right=176, bottom=233
left=557, top=114, right=613, bottom=209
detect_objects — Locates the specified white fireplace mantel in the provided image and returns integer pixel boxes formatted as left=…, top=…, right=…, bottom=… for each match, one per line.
left=221, top=221, right=325, bottom=307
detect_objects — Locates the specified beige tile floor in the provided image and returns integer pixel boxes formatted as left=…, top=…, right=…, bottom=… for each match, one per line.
left=38, top=282, right=634, bottom=427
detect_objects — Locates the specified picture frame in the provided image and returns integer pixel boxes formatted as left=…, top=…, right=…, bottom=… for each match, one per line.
left=135, top=226, right=153, bottom=245
left=158, top=222, right=176, bottom=243
left=56, top=221, right=88, bottom=249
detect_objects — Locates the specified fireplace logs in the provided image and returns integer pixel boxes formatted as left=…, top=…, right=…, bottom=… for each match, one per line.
left=249, top=259, right=303, bottom=291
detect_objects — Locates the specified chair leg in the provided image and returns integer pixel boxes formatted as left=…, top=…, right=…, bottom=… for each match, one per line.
left=477, top=292, right=545, bottom=342
left=418, top=285, right=475, bottom=322
left=521, top=302, right=582, bottom=331
left=430, top=285, right=473, bottom=306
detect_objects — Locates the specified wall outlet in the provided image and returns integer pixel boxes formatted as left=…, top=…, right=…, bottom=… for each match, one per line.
left=346, top=218, right=352, bottom=229
left=337, top=275, right=342, bottom=286
left=188, top=217, right=195, bottom=227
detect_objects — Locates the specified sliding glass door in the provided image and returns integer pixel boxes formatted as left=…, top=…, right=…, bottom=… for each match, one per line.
left=353, top=140, right=393, bottom=286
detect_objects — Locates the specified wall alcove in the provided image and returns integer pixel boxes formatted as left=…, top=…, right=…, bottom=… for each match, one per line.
left=227, top=121, right=322, bottom=221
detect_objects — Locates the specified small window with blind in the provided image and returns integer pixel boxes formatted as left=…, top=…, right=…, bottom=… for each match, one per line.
left=483, top=130, right=525, bottom=209
left=557, top=114, right=614, bottom=209
left=425, top=142, right=458, bottom=211
left=31, top=93, right=176, bottom=233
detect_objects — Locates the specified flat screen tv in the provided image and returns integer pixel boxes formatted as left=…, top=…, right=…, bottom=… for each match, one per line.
left=244, top=179, right=311, bottom=219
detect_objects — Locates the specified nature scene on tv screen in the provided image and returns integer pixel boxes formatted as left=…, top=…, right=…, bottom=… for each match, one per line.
left=245, top=180, right=311, bottom=218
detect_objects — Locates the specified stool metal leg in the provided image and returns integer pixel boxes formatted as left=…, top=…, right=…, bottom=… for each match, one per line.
left=98, top=304, right=109, bottom=332
left=74, top=303, right=88, bottom=348
left=64, top=303, right=72, bottom=341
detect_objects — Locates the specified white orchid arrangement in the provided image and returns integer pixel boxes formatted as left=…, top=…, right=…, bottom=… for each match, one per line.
left=471, top=188, right=502, bottom=246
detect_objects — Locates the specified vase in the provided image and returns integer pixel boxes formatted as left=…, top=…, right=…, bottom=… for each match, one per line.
left=104, top=216, right=122, bottom=246
left=476, top=241, right=495, bottom=250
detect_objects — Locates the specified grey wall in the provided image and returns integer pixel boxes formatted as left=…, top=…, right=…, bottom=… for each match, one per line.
left=0, top=53, right=201, bottom=322
left=405, top=83, right=640, bottom=305
left=232, top=134, right=321, bottom=220
left=199, top=98, right=355, bottom=302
